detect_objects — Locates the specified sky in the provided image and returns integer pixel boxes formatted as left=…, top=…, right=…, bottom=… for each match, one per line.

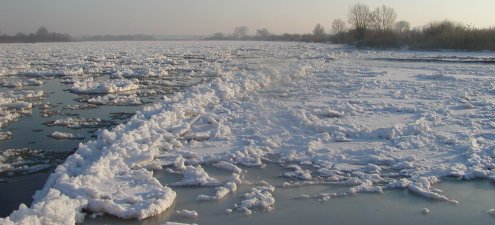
left=0, top=0, right=494, bottom=36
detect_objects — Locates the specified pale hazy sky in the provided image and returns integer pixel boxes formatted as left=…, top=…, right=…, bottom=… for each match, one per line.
left=0, top=0, right=494, bottom=36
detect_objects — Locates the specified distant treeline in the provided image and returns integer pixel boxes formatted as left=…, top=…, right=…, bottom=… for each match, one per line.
left=204, top=28, right=328, bottom=43
left=204, top=26, right=329, bottom=42
left=81, top=34, right=156, bottom=41
left=0, top=27, right=72, bottom=43
left=0, top=27, right=158, bottom=43
left=206, top=4, right=495, bottom=51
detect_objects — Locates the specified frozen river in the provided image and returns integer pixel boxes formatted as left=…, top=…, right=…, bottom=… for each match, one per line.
left=1, top=41, right=495, bottom=224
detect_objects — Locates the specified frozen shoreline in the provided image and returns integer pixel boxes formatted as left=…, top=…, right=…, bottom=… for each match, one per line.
left=2, top=42, right=495, bottom=224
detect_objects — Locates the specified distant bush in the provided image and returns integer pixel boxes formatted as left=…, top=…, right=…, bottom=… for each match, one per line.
left=360, top=30, right=400, bottom=48
left=329, top=31, right=356, bottom=44
left=410, top=21, right=495, bottom=50
left=331, top=24, right=495, bottom=51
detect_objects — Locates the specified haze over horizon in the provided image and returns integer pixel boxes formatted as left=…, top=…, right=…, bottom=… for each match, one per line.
left=1, top=0, right=494, bottom=36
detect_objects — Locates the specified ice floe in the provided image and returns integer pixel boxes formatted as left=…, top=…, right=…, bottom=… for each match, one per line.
left=171, top=166, right=222, bottom=187
left=422, top=208, right=431, bottom=215
left=70, top=79, right=138, bottom=94
left=47, top=117, right=106, bottom=129
left=233, top=184, right=276, bottom=215
left=49, top=131, right=83, bottom=140
left=176, top=209, right=199, bottom=218
left=0, top=90, right=43, bottom=135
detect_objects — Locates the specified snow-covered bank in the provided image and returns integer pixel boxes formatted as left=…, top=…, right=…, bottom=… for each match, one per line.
left=3, top=42, right=495, bottom=224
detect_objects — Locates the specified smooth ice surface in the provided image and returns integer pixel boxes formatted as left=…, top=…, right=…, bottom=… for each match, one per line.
left=2, top=42, right=495, bottom=224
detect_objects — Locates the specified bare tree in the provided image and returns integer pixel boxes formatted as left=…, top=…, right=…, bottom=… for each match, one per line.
left=233, top=26, right=249, bottom=39
left=395, top=20, right=410, bottom=33
left=348, top=3, right=372, bottom=38
left=313, top=24, right=325, bottom=36
left=371, top=5, right=397, bottom=31
left=331, top=19, right=347, bottom=34
left=312, top=23, right=326, bottom=42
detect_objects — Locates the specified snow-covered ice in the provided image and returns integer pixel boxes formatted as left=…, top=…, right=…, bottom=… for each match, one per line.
left=2, top=42, right=495, bottom=224
left=171, top=165, right=222, bottom=187
left=87, top=93, right=142, bottom=106
left=0, top=131, right=12, bottom=140
left=235, top=184, right=276, bottom=214
left=0, top=89, right=43, bottom=138
left=70, top=79, right=139, bottom=94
